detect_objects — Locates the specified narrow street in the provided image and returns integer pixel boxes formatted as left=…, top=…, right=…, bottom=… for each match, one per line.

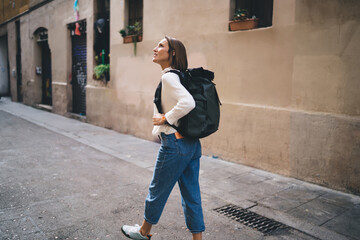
left=1, top=99, right=359, bottom=240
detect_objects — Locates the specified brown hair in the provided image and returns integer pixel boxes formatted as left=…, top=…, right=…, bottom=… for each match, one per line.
left=165, top=36, right=188, bottom=71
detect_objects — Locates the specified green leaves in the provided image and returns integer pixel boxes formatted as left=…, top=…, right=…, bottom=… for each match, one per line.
left=94, top=64, right=110, bottom=79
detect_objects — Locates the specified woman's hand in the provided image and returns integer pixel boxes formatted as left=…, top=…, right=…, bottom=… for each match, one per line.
left=153, top=114, right=167, bottom=126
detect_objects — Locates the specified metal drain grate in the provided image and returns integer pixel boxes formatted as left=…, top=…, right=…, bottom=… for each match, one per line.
left=214, top=204, right=288, bottom=235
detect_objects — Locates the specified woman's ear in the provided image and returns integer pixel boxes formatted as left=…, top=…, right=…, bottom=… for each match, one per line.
left=172, top=51, right=176, bottom=56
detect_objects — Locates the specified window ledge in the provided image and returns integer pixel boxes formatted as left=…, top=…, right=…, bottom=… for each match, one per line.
left=229, top=19, right=259, bottom=31
left=123, top=34, right=142, bottom=44
left=228, top=23, right=273, bottom=32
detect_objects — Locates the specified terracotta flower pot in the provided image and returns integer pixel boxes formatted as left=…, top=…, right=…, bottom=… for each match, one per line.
left=123, top=35, right=143, bottom=44
left=229, top=19, right=259, bottom=31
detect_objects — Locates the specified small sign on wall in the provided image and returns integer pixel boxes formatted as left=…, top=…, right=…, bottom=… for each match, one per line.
left=36, top=67, right=42, bottom=75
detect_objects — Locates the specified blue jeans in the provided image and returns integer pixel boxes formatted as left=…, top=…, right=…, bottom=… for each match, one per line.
left=144, top=133, right=205, bottom=233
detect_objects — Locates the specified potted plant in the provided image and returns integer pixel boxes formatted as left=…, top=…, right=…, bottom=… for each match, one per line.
left=119, top=21, right=142, bottom=56
left=119, top=21, right=142, bottom=44
left=93, top=63, right=110, bottom=82
left=229, top=9, right=259, bottom=31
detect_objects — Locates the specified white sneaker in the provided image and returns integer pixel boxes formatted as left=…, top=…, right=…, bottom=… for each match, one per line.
left=121, top=224, right=152, bottom=240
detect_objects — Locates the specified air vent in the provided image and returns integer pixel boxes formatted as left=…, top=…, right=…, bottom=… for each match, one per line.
left=214, top=204, right=288, bottom=235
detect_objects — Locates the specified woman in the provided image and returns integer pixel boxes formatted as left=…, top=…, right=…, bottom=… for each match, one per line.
left=121, top=36, right=204, bottom=240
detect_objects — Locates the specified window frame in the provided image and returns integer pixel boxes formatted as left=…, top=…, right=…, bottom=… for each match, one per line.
left=229, top=0, right=274, bottom=31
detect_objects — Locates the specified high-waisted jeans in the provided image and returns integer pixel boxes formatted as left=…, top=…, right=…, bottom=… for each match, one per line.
left=144, top=133, right=205, bottom=233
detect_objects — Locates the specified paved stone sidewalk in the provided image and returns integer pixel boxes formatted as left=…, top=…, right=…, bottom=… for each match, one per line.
left=1, top=98, right=359, bottom=240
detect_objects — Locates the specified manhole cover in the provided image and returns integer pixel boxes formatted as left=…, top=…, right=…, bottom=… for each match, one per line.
left=214, top=204, right=288, bottom=235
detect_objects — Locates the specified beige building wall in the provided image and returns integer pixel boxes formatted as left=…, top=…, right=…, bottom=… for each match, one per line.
left=289, top=0, right=360, bottom=192
left=3, top=0, right=360, bottom=194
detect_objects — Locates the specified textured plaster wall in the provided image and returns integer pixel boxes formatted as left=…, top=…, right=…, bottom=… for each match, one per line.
left=287, top=0, right=360, bottom=192
left=289, top=112, right=360, bottom=193
left=293, top=0, right=360, bottom=116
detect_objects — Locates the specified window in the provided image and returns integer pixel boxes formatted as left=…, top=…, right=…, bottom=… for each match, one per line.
left=93, top=0, right=110, bottom=81
left=121, top=0, right=143, bottom=43
left=229, top=0, right=273, bottom=30
left=128, top=0, right=143, bottom=26
left=94, top=0, right=110, bottom=63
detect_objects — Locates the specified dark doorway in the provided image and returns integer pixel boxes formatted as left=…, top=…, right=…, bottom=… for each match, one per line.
left=36, top=28, right=52, bottom=106
left=15, top=20, right=22, bottom=102
left=41, top=42, right=52, bottom=105
left=0, top=35, right=10, bottom=98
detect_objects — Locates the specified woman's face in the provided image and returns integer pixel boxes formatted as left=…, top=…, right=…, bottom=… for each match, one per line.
left=153, top=38, right=171, bottom=69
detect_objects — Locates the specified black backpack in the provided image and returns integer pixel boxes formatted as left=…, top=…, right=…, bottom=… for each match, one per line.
left=154, top=67, right=221, bottom=139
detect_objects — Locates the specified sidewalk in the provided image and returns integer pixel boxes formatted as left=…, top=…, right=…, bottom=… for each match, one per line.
left=1, top=97, right=359, bottom=240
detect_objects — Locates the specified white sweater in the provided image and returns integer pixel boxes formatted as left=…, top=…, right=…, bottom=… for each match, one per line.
left=152, top=68, right=195, bottom=136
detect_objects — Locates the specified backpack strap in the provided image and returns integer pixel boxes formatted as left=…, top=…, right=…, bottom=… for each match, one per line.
left=168, top=69, right=188, bottom=88
left=153, top=80, right=163, bottom=114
